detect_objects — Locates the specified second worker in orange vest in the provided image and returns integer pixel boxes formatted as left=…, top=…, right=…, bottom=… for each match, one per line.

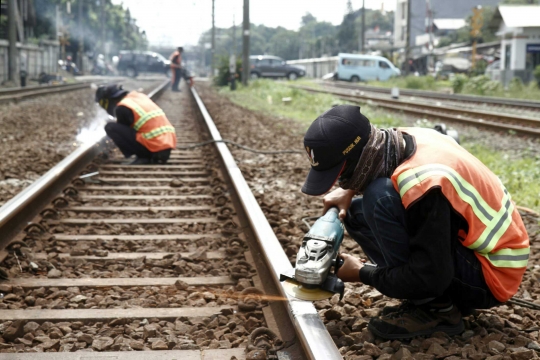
left=169, top=47, right=183, bottom=92
left=95, top=84, right=177, bottom=165
left=301, top=105, right=529, bottom=340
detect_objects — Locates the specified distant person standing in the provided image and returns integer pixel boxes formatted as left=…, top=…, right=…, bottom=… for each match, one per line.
left=169, top=47, right=183, bottom=92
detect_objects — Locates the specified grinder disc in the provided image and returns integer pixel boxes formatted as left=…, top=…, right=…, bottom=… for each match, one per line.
left=282, top=279, right=334, bottom=301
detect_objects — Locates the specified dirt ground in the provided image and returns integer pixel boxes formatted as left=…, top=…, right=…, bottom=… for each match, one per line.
left=198, top=82, right=540, bottom=360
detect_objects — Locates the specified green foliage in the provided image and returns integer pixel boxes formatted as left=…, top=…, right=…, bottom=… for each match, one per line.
left=452, top=74, right=468, bottom=93
left=198, top=8, right=394, bottom=64
left=32, top=0, right=147, bottom=57
left=368, top=76, right=442, bottom=91
left=470, top=59, right=488, bottom=77
left=451, top=74, right=540, bottom=100
left=534, top=65, right=540, bottom=83
left=214, top=56, right=242, bottom=87
left=218, top=79, right=403, bottom=128
left=462, top=75, right=501, bottom=96
left=509, top=77, right=524, bottom=92
left=463, top=142, right=540, bottom=213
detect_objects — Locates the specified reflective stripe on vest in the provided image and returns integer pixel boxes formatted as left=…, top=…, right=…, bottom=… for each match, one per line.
left=120, top=98, right=145, bottom=118
left=119, top=98, right=166, bottom=131
left=142, top=125, right=176, bottom=140
left=396, top=163, right=530, bottom=268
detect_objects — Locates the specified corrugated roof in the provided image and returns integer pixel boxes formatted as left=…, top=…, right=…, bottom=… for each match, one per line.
left=433, top=19, right=466, bottom=31
left=499, top=5, right=540, bottom=28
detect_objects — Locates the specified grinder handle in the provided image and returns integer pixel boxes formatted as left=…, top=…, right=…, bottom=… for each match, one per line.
left=335, top=256, right=344, bottom=271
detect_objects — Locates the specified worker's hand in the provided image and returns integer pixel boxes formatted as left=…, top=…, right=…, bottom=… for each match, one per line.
left=323, top=188, right=356, bottom=220
left=336, top=253, right=364, bottom=283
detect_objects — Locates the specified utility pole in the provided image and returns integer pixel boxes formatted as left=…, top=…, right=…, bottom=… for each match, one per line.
left=471, top=6, right=484, bottom=70
left=405, top=0, right=412, bottom=75
left=233, top=14, right=236, bottom=55
left=361, top=0, right=366, bottom=53
left=242, top=0, right=249, bottom=86
left=211, top=0, right=215, bottom=78
left=78, top=0, right=84, bottom=72
left=229, top=14, right=237, bottom=91
left=100, top=0, right=106, bottom=56
left=8, top=0, right=17, bottom=83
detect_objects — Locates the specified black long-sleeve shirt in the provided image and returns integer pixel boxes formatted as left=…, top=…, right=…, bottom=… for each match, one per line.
left=359, top=187, right=467, bottom=299
left=115, top=105, right=134, bottom=127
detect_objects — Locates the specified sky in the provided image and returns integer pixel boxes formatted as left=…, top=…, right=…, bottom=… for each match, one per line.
left=111, top=0, right=396, bottom=47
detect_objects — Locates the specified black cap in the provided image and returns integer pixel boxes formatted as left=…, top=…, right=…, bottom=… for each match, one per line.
left=301, top=105, right=371, bottom=196
left=95, top=84, right=127, bottom=102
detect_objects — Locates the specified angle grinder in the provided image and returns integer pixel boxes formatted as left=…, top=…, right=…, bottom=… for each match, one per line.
left=280, top=207, right=345, bottom=301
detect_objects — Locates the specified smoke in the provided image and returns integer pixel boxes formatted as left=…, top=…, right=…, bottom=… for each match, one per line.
left=75, top=104, right=109, bottom=144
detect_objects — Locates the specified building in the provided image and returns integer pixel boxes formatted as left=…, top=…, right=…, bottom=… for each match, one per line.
left=394, top=0, right=501, bottom=52
left=491, top=5, right=540, bottom=85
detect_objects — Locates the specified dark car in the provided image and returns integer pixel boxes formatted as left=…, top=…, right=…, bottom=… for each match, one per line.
left=249, top=55, right=305, bottom=80
left=117, top=51, right=170, bottom=77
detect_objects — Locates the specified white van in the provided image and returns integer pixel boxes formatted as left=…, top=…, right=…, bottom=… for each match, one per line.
left=336, top=53, right=400, bottom=82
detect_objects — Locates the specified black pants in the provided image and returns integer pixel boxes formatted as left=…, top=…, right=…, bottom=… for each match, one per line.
left=105, top=122, right=152, bottom=158
left=344, top=177, right=500, bottom=312
left=172, top=68, right=182, bottom=91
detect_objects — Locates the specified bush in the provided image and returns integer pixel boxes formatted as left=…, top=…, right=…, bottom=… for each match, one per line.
left=509, top=77, right=524, bottom=93
left=404, top=75, right=435, bottom=90
left=452, top=74, right=468, bottom=94
left=462, top=75, right=500, bottom=96
left=213, top=55, right=242, bottom=87
left=534, top=65, right=540, bottom=85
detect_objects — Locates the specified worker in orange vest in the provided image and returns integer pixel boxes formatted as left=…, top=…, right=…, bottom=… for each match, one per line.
left=169, top=47, right=183, bottom=92
left=95, top=84, right=177, bottom=165
left=301, top=105, right=529, bottom=340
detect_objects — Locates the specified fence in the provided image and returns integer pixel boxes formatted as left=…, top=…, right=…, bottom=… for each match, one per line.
left=287, top=56, right=339, bottom=78
left=0, top=39, right=59, bottom=84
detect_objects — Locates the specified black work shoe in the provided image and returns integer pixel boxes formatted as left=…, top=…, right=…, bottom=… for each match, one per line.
left=130, top=157, right=151, bottom=165
left=368, top=303, right=464, bottom=340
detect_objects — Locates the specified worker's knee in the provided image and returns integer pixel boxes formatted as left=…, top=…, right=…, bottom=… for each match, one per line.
left=363, top=178, right=401, bottom=211
left=104, top=122, right=117, bottom=136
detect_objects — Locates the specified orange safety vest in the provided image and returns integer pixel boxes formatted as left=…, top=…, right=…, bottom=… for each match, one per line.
left=391, top=127, right=529, bottom=302
left=117, top=92, right=177, bottom=152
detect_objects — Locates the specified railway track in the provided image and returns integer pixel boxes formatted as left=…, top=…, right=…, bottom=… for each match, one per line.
left=325, top=81, right=540, bottom=112
left=293, top=84, right=540, bottom=136
left=0, top=82, right=91, bottom=104
left=0, top=81, right=341, bottom=359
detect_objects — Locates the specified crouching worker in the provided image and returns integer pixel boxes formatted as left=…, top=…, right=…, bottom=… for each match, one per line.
left=301, top=105, right=529, bottom=340
left=96, top=84, right=177, bottom=164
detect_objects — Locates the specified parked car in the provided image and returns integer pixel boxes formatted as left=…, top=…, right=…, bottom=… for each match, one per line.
left=249, top=55, right=306, bottom=80
left=117, top=51, right=170, bottom=77
left=336, top=53, right=400, bottom=82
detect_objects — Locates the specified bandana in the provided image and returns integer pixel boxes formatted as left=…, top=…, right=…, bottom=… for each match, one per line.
left=339, top=124, right=405, bottom=193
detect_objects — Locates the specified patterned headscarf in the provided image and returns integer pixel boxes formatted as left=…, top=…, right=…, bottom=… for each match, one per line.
left=339, top=124, right=405, bottom=194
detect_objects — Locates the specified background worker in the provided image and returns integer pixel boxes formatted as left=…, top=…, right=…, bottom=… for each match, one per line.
left=169, top=47, right=183, bottom=92
left=95, top=84, right=177, bottom=165
left=301, top=105, right=529, bottom=340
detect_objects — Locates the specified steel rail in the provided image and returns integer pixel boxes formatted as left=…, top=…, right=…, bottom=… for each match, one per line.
left=190, top=87, right=342, bottom=360
left=0, top=79, right=170, bottom=246
left=294, top=85, right=540, bottom=136
left=326, top=81, right=540, bottom=110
